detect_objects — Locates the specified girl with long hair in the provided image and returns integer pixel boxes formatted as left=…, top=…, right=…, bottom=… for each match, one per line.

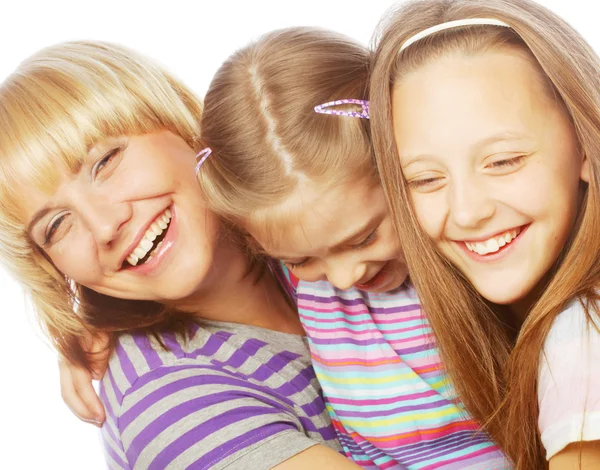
left=370, top=0, right=600, bottom=468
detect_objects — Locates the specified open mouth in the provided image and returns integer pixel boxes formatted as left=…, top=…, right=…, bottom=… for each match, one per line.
left=355, top=263, right=388, bottom=291
left=124, top=208, right=172, bottom=267
left=463, top=226, right=523, bottom=256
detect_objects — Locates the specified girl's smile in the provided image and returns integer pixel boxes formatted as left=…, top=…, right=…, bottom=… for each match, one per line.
left=21, top=131, right=226, bottom=304
left=393, top=49, right=588, bottom=306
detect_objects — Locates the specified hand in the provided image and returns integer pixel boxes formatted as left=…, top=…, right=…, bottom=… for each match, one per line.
left=59, top=330, right=111, bottom=426
left=59, top=358, right=105, bottom=427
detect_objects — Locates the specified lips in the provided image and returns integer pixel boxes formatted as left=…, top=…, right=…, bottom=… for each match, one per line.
left=464, top=227, right=522, bottom=256
left=355, top=263, right=389, bottom=291
left=120, top=207, right=172, bottom=268
left=457, top=224, right=529, bottom=262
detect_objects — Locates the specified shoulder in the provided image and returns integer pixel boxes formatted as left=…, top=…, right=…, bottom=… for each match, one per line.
left=100, top=325, right=339, bottom=469
left=538, top=297, right=600, bottom=460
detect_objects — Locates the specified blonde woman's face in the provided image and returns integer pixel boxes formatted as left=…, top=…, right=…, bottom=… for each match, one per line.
left=20, top=131, right=226, bottom=303
left=247, top=177, right=408, bottom=293
left=392, top=50, right=589, bottom=307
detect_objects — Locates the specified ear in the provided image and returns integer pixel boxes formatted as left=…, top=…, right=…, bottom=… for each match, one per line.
left=580, top=153, right=590, bottom=183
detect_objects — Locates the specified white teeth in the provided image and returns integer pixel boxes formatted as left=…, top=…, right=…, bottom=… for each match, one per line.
left=486, top=239, right=499, bottom=252
left=140, top=239, right=153, bottom=251
left=125, top=208, right=172, bottom=266
left=465, top=227, right=521, bottom=256
left=133, top=246, right=146, bottom=259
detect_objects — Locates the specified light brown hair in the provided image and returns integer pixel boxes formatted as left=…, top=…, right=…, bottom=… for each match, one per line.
left=370, top=1, right=600, bottom=468
left=0, top=41, right=204, bottom=369
left=198, top=27, right=375, bottom=240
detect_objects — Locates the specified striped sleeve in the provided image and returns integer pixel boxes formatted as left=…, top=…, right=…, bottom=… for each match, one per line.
left=271, top=259, right=298, bottom=302
left=109, top=363, right=320, bottom=469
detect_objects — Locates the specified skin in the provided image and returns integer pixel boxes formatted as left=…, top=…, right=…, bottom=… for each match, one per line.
left=392, top=49, right=589, bottom=317
left=23, top=132, right=297, bottom=328
left=60, top=155, right=411, bottom=430
left=247, top=176, right=408, bottom=293
left=392, top=49, right=596, bottom=467
left=26, top=130, right=358, bottom=468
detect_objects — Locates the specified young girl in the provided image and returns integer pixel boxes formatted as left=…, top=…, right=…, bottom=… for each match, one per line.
left=61, top=29, right=509, bottom=468
left=0, top=41, right=355, bottom=469
left=369, top=0, right=600, bottom=468
left=198, top=28, right=510, bottom=469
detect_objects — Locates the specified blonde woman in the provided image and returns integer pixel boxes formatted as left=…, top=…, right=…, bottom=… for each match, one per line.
left=0, top=41, right=360, bottom=469
left=370, top=0, right=600, bottom=468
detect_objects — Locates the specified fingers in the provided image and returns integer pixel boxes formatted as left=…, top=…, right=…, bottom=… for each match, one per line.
left=59, top=359, right=105, bottom=427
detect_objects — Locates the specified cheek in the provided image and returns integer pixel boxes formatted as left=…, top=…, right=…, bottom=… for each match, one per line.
left=411, top=193, right=446, bottom=240
left=378, top=219, right=402, bottom=257
left=50, top=234, right=100, bottom=284
left=507, top=159, right=581, bottom=221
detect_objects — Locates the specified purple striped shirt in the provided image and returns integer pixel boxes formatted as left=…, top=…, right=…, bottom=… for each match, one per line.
left=99, top=321, right=341, bottom=469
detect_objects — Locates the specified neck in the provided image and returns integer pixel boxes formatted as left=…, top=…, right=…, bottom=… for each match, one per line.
left=507, top=275, right=551, bottom=328
left=167, top=237, right=304, bottom=336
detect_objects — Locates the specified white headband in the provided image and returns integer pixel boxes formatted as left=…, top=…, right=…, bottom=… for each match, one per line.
left=399, top=18, right=511, bottom=52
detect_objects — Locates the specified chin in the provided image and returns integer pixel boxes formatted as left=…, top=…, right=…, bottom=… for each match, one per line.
left=471, top=282, right=531, bottom=306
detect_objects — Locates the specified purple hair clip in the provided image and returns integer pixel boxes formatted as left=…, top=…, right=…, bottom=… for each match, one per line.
left=195, top=147, right=212, bottom=175
left=314, top=99, right=370, bottom=119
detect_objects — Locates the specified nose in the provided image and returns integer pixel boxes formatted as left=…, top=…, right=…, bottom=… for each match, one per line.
left=448, top=178, right=495, bottom=229
left=325, top=257, right=367, bottom=291
left=79, top=196, right=132, bottom=246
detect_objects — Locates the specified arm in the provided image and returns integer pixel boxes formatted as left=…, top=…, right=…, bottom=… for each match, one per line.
left=59, top=358, right=105, bottom=426
left=59, top=331, right=111, bottom=425
left=549, top=441, right=600, bottom=469
left=538, top=301, right=600, bottom=462
left=273, top=444, right=361, bottom=469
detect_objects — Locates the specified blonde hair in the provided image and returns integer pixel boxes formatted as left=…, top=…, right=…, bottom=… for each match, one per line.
left=0, top=41, right=203, bottom=368
left=370, top=0, right=600, bottom=468
left=198, top=27, right=375, bottom=237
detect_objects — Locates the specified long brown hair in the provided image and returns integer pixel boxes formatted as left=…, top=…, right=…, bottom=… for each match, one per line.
left=0, top=41, right=204, bottom=369
left=198, top=27, right=375, bottom=236
left=370, top=1, right=600, bottom=468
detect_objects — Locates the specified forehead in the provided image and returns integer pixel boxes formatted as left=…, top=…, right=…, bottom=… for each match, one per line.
left=392, top=49, right=560, bottom=152
left=248, top=177, right=385, bottom=255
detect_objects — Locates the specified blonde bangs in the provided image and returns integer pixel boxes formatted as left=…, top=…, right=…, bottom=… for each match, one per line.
left=0, top=40, right=201, bottom=216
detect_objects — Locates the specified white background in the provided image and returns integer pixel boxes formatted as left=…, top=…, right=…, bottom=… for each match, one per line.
left=0, top=1, right=597, bottom=468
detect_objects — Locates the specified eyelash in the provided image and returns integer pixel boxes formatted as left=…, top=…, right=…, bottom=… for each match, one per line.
left=91, top=146, right=122, bottom=180
left=44, top=213, right=68, bottom=246
left=487, top=155, right=527, bottom=169
left=353, top=229, right=377, bottom=249
left=285, top=259, right=309, bottom=270
left=408, top=155, right=528, bottom=189
left=408, top=177, right=443, bottom=189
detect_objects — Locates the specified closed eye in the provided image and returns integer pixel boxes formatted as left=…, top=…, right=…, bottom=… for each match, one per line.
left=352, top=229, right=377, bottom=250
left=92, top=146, right=124, bottom=180
left=487, top=155, right=528, bottom=169
left=44, top=213, right=69, bottom=246
left=284, top=258, right=310, bottom=270
left=407, top=176, right=444, bottom=189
